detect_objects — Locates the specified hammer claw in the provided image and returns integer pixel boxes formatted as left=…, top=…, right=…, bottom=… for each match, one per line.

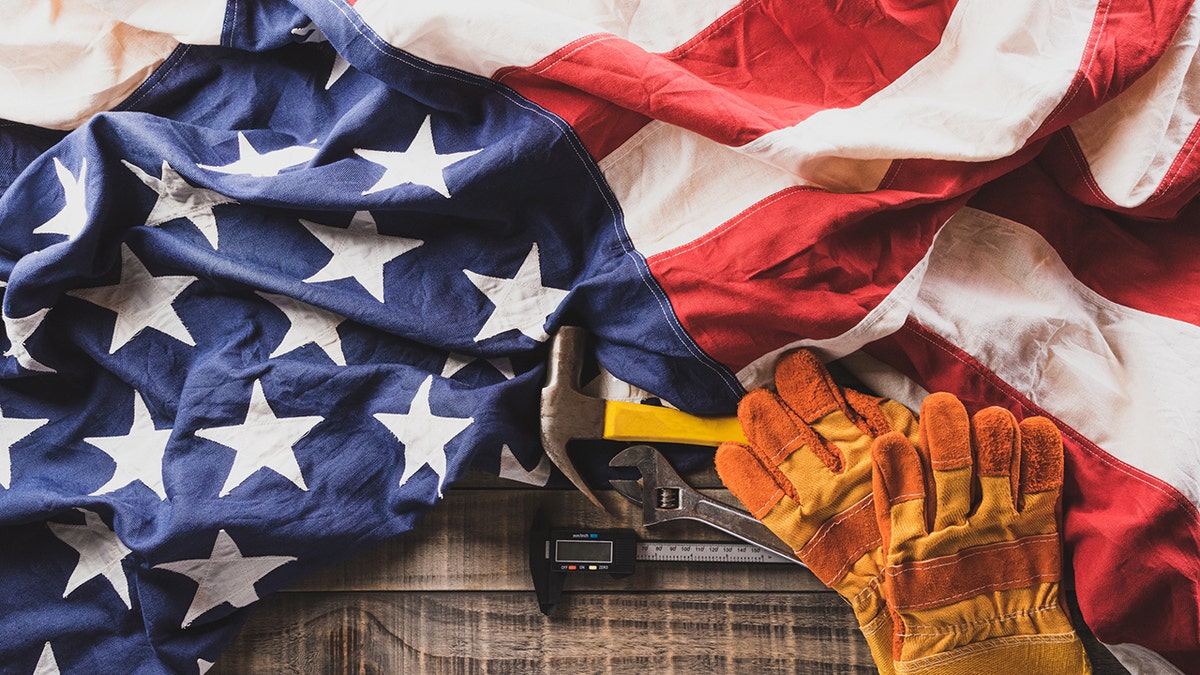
left=540, top=326, right=610, bottom=511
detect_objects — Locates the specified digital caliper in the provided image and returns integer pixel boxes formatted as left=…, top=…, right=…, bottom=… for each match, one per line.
left=529, top=509, right=791, bottom=615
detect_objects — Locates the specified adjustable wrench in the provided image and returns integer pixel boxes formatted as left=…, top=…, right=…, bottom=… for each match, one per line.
left=608, top=444, right=803, bottom=566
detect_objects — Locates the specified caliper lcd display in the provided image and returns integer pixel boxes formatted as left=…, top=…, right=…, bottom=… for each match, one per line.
left=555, top=539, right=614, bottom=563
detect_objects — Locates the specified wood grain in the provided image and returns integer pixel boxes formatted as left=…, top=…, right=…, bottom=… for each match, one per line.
left=211, top=474, right=1130, bottom=674
left=212, top=591, right=879, bottom=674
left=296, top=487, right=826, bottom=593
left=213, top=590, right=1127, bottom=674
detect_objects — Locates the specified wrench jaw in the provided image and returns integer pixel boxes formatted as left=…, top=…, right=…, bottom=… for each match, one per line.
left=608, top=479, right=645, bottom=506
left=609, top=444, right=686, bottom=526
left=608, top=444, right=805, bottom=565
left=609, top=444, right=717, bottom=528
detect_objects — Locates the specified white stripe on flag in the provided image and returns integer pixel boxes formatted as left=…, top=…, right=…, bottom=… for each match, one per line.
left=598, top=121, right=806, bottom=257
left=516, top=0, right=740, bottom=54
left=351, top=0, right=740, bottom=76
left=78, top=0, right=228, bottom=44
left=1105, top=642, right=1187, bottom=675
left=1069, top=3, right=1200, bottom=208
left=910, top=208, right=1200, bottom=509
left=741, top=206, right=1200, bottom=511
left=739, top=0, right=1102, bottom=191
left=0, top=1, right=191, bottom=129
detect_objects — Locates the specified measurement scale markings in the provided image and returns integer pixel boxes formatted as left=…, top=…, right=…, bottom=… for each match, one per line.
left=636, top=541, right=797, bottom=564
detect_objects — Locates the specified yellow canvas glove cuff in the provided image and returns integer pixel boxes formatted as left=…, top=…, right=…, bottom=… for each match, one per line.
left=871, top=393, right=1092, bottom=675
left=715, top=350, right=919, bottom=675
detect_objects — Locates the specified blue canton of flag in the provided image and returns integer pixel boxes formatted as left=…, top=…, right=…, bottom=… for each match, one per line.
left=0, top=2, right=738, bottom=672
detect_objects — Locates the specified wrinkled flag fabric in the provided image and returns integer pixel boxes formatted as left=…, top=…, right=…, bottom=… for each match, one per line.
left=1, top=1, right=1200, bottom=673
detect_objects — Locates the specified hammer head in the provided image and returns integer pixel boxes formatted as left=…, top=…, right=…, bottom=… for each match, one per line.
left=539, top=326, right=608, bottom=510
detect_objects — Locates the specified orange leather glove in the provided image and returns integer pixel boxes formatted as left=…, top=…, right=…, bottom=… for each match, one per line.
left=715, top=350, right=919, bottom=674
left=871, top=393, right=1092, bottom=674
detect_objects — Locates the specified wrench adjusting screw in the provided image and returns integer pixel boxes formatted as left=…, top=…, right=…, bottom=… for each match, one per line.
left=655, top=487, right=682, bottom=509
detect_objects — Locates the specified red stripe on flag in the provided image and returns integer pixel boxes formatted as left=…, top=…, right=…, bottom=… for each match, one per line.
left=968, top=161, right=1200, bottom=326
left=865, top=320, right=1200, bottom=673
left=1035, top=0, right=1198, bottom=218
left=496, top=64, right=652, bottom=161
left=498, top=0, right=956, bottom=159
left=1035, top=0, right=1190, bottom=135
left=499, top=0, right=1188, bottom=164
left=645, top=186, right=958, bottom=372
left=647, top=144, right=1042, bottom=373
left=1041, top=126, right=1200, bottom=220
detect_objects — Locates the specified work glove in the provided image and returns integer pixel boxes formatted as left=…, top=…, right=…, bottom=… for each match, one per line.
left=871, top=393, right=1092, bottom=674
left=714, top=349, right=919, bottom=674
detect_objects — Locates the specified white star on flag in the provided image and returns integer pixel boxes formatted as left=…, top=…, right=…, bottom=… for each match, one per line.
left=3, top=306, right=55, bottom=372
left=257, top=292, right=348, bottom=365
left=0, top=405, right=49, bottom=489
left=300, top=211, right=423, bottom=302
left=47, top=509, right=133, bottom=609
left=464, top=243, right=569, bottom=343
left=123, top=160, right=237, bottom=248
left=326, top=54, right=351, bottom=89
left=197, top=132, right=318, bottom=177
left=498, top=445, right=551, bottom=486
left=85, top=390, right=172, bottom=500
left=354, top=115, right=481, bottom=198
left=33, top=158, right=89, bottom=238
left=194, top=379, right=324, bottom=497
left=33, top=642, right=59, bottom=675
left=441, top=353, right=516, bottom=379
left=373, top=375, right=473, bottom=497
left=67, top=244, right=198, bottom=353
left=154, top=529, right=295, bottom=628
left=288, top=21, right=350, bottom=88
left=290, top=20, right=324, bottom=42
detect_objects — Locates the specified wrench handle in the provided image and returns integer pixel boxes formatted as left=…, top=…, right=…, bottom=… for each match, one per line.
left=688, top=498, right=803, bottom=565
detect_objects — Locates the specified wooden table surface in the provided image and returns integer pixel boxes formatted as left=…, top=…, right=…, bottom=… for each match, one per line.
left=212, top=469, right=1129, bottom=674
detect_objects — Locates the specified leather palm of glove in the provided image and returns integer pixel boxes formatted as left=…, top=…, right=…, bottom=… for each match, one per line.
left=715, top=349, right=918, bottom=675
left=871, top=393, right=1092, bottom=674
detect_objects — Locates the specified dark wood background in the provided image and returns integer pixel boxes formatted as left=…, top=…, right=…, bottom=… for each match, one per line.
left=212, top=470, right=1128, bottom=674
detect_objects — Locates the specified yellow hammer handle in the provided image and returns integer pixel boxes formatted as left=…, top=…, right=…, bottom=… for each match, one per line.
left=602, top=400, right=748, bottom=446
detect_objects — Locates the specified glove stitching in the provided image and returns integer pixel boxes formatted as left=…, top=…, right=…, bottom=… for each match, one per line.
left=885, top=534, right=1059, bottom=576
left=852, top=573, right=885, bottom=604
left=822, top=535, right=882, bottom=587
left=893, top=572, right=1060, bottom=609
left=895, top=632, right=1080, bottom=672
left=858, top=606, right=892, bottom=635
left=768, top=433, right=806, bottom=463
left=752, top=486, right=785, bottom=519
left=802, top=494, right=874, bottom=553
left=901, top=603, right=1061, bottom=634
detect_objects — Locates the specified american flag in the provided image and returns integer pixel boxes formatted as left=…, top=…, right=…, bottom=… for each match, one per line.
left=1, top=0, right=1198, bottom=672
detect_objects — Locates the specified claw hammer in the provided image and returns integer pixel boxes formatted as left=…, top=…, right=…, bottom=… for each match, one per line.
left=539, top=326, right=746, bottom=510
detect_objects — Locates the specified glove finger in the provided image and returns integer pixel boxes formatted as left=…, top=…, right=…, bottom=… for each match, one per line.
left=775, top=349, right=853, bottom=425
left=1016, top=416, right=1064, bottom=506
left=921, top=393, right=973, bottom=530
left=841, top=389, right=897, bottom=438
left=715, top=441, right=800, bottom=539
left=737, top=387, right=842, bottom=474
left=774, top=350, right=887, bottom=467
left=871, top=431, right=929, bottom=554
left=972, top=407, right=1021, bottom=520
